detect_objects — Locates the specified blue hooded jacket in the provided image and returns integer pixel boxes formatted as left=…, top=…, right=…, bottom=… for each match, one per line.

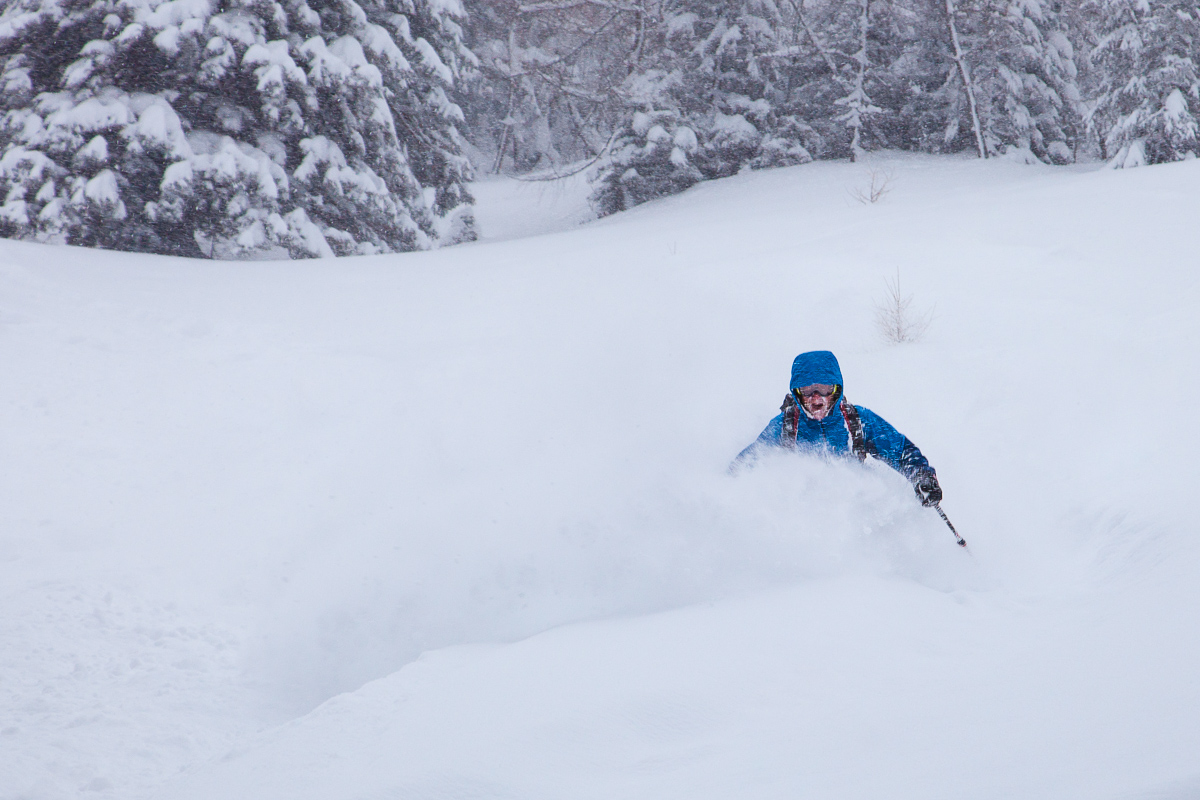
left=735, top=351, right=933, bottom=480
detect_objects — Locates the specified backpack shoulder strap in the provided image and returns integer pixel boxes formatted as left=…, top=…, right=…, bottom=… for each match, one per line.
left=841, top=399, right=869, bottom=462
left=780, top=393, right=800, bottom=448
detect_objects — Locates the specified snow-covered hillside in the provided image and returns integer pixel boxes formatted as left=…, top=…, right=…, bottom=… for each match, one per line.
left=2, top=154, right=1198, bottom=800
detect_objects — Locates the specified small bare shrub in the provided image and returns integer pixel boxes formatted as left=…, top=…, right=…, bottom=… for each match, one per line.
left=875, top=270, right=933, bottom=344
left=850, top=169, right=893, bottom=204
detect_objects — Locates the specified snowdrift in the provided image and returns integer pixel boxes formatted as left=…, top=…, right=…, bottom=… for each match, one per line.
left=2, top=153, right=1198, bottom=800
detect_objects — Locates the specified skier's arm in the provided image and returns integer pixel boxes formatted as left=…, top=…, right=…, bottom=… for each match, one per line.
left=730, top=414, right=784, bottom=470
left=855, top=407, right=932, bottom=480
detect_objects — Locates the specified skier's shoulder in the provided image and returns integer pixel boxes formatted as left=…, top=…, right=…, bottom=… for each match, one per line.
left=733, top=412, right=785, bottom=471
left=844, top=401, right=877, bottom=420
left=760, top=412, right=784, bottom=439
left=847, top=403, right=901, bottom=435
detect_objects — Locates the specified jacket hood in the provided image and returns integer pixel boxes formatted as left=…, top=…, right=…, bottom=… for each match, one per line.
left=789, top=350, right=844, bottom=391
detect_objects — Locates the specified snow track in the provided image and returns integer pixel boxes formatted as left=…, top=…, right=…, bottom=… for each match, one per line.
left=1, top=153, right=1198, bottom=800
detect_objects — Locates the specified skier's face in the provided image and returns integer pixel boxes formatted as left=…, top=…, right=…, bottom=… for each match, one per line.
left=795, top=384, right=836, bottom=420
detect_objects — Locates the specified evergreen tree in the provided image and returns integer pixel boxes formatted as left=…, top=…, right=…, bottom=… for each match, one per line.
left=885, top=0, right=1081, bottom=161
left=0, top=0, right=476, bottom=257
left=589, top=108, right=703, bottom=216
left=1087, top=0, right=1199, bottom=166
left=773, top=0, right=865, bottom=158
left=969, top=0, right=1081, bottom=161
left=592, top=0, right=814, bottom=214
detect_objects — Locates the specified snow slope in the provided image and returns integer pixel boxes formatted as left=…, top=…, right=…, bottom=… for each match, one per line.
left=2, top=153, right=1198, bottom=800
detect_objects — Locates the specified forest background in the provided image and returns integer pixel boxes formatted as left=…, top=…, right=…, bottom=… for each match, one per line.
left=0, top=0, right=1196, bottom=258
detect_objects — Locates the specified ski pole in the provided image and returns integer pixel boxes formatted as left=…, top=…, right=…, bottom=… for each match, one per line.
left=933, top=503, right=967, bottom=548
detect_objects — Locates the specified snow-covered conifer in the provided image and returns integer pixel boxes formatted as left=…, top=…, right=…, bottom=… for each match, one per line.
left=1087, top=0, right=1199, bottom=166
left=974, top=0, right=1081, bottom=161
left=592, top=0, right=814, bottom=214
left=590, top=108, right=704, bottom=216
left=0, top=0, right=476, bottom=257
left=834, top=0, right=884, bottom=161
left=881, top=0, right=1081, bottom=161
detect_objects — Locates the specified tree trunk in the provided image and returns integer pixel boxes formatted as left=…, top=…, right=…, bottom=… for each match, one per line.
left=493, top=25, right=522, bottom=174
left=849, top=0, right=870, bottom=161
left=945, top=0, right=987, bottom=159
left=628, top=0, right=647, bottom=74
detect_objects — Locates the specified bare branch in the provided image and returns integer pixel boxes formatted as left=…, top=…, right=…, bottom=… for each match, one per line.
left=849, top=169, right=892, bottom=204
left=486, top=10, right=624, bottom=75
left=518, top=0, right=640, bottom=13
left=528, top=71, right=613, bottom=103
left=874, top=269, right=933, bottom=344
left=511, top=128, right=621, bottom=181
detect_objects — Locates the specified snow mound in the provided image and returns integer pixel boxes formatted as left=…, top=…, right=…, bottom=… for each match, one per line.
left=2, top=153, right=1199, bottom=800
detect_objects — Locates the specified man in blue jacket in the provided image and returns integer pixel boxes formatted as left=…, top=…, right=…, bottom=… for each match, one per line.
left=735, top=350, right=943, bottom=506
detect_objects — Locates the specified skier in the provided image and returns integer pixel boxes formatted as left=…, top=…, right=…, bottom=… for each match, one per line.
left=734, top=350, right=942, bottom=507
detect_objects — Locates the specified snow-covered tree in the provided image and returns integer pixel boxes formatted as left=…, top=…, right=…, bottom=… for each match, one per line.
left=664, top=0, right=812, bottom=173
left=591, top=0, right=815, bottom=214
left=973, top=0, right=1081, bottom=161
left=1086, top=0, right=1200, bottom=166
left=883, top=0, right=1081, bottom=161
left=462, top=0, right=650, bottom=173
left=836, top=0, right=885, bottom=161
left=0, top=0, right=476, bottom=258
left=595, top=0, right=1072, bottom=216
left=940, top=0, right=989, bottom=156
left=589, top=107, right=703, bottom=215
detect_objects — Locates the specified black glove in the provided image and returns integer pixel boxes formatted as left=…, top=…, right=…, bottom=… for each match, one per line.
left=913, top=470, right=942, bottom=507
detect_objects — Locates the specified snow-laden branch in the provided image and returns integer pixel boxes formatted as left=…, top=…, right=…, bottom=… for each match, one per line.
left=788, top=0, right=851, bottom=90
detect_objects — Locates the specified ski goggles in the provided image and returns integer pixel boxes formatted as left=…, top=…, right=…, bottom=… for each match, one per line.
left=793, top=385, right=837, bottom=400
